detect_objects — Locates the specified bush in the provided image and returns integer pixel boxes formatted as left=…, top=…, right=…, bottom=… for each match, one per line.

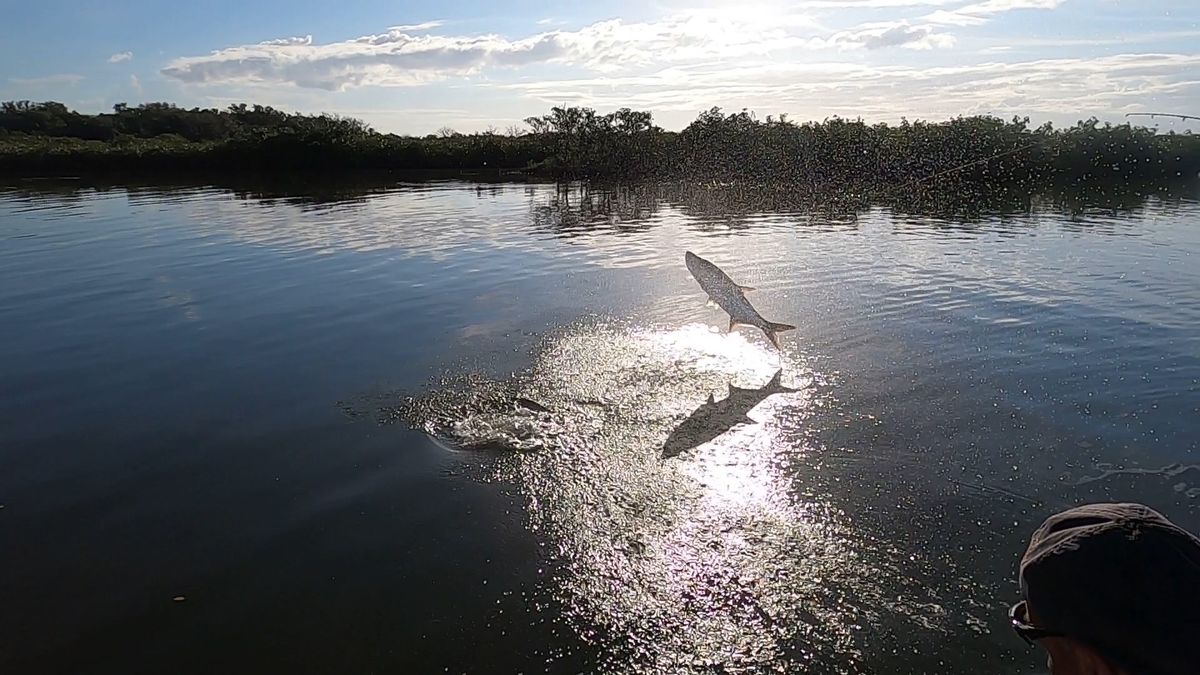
left=1, top=100, right=1197, bottom=193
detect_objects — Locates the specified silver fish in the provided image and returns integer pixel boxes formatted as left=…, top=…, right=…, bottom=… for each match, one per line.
left=661, top=369, right=796, bottom=459
left=685, top=251, right=795, bottom=349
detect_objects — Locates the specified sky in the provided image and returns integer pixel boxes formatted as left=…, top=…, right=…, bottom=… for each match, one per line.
left=1, top=0, right=1198, bottom=134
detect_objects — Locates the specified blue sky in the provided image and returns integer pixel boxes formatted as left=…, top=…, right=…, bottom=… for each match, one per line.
left=2, top=0, right=1198, bottom=134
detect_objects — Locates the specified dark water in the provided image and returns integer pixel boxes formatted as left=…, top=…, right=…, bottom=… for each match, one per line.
left=1, top=178, right=1198, bottom=674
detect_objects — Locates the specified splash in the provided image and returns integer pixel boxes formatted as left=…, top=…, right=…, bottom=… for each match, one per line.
left=1077, top=462, right=1200, bottom=499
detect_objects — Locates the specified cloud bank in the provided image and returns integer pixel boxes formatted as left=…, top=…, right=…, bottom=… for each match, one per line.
left=149, top=0, right=1200, bottom=132
left=161, top=10, right=959, bottom=90
left=503, top=52, right=1200, bottom=122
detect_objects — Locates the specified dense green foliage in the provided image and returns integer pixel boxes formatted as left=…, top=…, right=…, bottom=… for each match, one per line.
left=0, top=101, right=546, bottom=173
left=2, top=101, right=1197, bottom=192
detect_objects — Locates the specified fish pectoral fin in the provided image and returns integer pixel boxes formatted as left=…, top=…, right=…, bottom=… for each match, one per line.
left=706, top=393, right=715, bottom=404
left=705, top=297, right=717, bottom=308
left=728, top=318, right=737, bottom=333
left=737, top=415, right=756, bottom=426
left=738, top=285, right=756, bottom=293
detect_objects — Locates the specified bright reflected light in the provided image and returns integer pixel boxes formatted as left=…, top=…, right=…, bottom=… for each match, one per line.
left=647, top=322, right=782, bottom=374
left=398, top=319, right=959, bottom=672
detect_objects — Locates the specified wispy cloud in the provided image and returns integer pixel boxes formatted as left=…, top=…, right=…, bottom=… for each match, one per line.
left=391, top=21, right=443, bottom=31
left=130, top=74, right=143, bottom=95
left=980, top=29, right=1200, bottom=51
left=108, top=51, right=133, bottom=63
left=493, top=50, right=1199, bottom=126
left=794, top=0, right=956, bottom=6
left=812, top=21, right=955, bottom=49
left=502, top=52, right=1200, bottom=126
left=9, top=73, right=85, bottom=86
left=926, top=0, right=1064, bottom=26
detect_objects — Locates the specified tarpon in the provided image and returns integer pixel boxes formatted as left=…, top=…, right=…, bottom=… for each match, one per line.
left=685, top=251, right=795, bottom=348
left=661, top=370, right=797, bottom=459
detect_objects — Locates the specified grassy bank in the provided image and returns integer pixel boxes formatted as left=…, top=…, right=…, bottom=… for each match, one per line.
left=2, top=101, right=1198, bottom=192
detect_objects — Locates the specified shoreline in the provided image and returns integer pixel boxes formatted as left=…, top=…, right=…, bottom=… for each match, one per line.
left=3, top=102, right=1199, bottom=186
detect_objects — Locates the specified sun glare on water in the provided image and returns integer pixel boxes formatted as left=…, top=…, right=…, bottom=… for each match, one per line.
left=646, top=322, right=782, bottom=374
left=390, top=318, right=968, bottom=671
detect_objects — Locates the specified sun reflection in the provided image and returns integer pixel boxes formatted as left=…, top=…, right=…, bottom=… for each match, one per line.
left=683, top=413, right=793, bottom=510
left=396, top=319, right=961, bottom=672
left=645, top=322, right=783, bottom=374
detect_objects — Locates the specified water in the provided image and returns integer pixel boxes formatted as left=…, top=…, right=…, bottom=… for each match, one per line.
left=1, top=178, right=1197, bottom=674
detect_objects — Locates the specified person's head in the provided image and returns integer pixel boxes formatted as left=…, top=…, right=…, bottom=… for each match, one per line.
left=1012, top=503, right=1200, bottom=675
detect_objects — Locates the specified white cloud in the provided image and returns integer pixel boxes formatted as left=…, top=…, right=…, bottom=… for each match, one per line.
left=391, top=21, right=443, bottom=31
left=108, top=51, right=133, bottom=63
left=162, top=31, right=562, bottom=89
left=8, top=73, right=84, bottom=86
left=979, top=29, right=1200, bottom=50
left=794, top=0, right=955, bottom=6
left=169, top=11, right=999, bottom=91
left=259, top=35, right=312, bottom=46
left=499, top=52, right=1200, bottom=126
left=812, top=21, right=955, bottom=49
left=130, top=74, right=143, bottom=95
left=160, top=1, right=1078, bottom=93
left=151, top=1, right=1187, bottom=133
left=926, top=0, right=1064, bottom=26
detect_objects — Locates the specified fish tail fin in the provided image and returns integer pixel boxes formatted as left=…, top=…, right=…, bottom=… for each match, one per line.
left=762, top=321, right=796, bottom=350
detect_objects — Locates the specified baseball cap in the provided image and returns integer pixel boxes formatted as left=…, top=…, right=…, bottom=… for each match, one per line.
left=1019, top=502, right=1200, bottom=675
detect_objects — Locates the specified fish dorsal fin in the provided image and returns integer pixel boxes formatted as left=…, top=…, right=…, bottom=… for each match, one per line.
left=739, top=285, right=755, bottom=293
left=728, top=384, right=752, bottom=397
left=705, top=297, right=717, bottom=308
left=706, top=393, right=715, bottom=404
left=727, top=384, right=736, bottom=396
left=737, top=415, right=756, bottom=426
left=766, top=369, right=798, bottom=393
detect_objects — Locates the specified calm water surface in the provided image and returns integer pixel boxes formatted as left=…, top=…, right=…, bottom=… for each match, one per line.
left=1, top=179, right=1198, bottom=674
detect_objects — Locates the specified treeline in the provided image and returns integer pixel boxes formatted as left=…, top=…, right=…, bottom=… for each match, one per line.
left=0, top=101, right=546, bottom=173
left=1, top=100, right=1197, bottom=191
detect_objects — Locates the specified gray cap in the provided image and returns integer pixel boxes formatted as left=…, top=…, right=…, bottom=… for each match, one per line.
left=1020, top=503, right=1200, bottom=675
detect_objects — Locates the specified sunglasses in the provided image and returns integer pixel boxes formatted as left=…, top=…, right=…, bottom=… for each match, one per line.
left=1009, top=600, right=1067, bottom=646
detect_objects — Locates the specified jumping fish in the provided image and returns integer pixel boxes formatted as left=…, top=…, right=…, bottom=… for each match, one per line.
left=685, top=251, right=795, bottom=349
